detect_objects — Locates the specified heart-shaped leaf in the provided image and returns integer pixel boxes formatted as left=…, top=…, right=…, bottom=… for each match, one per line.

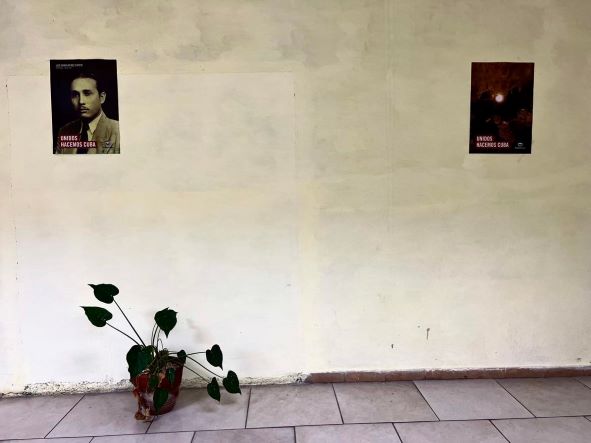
left=88, top=284, right=119, bottom=304
left=153, top=387, right=169, bottom=413
left=166, top=367, right=176, bottom=385
left=206, top=344, right=223, bottom=370
left=126, top=345, right=154, bottom=378
left=176, top=350, right=187, bottom=364
left=154, top=308, right=177, bottom=338
left=223, top=370, right=241, bottom=394
left=207, top=377, right=221, bottom=402
left=81, top=306, right=113, bottom=327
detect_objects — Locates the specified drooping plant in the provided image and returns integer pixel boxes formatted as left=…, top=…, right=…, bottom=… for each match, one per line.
left=81, top=283, right=241, bottom=414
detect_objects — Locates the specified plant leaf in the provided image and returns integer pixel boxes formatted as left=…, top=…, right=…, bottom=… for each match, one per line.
left=149, top=374, right=159, bottom=390
left=176, top=350, right=187, bottom=364
left=153, top=387, right=169, bottom=413
left=207, top=377, right=221, bottom=402
left=126, top=345, right=153, bottom=378
left=81, top=306, right=112, bottom=327
left=206, top=344, right=223, bottom=370
left=223, top=370, right=241, bottom=394
left=154, top=308, right=177, bottom=338
left=88, top=284, right=119, bottom=304
left=166, top=367, right=176, bottom=385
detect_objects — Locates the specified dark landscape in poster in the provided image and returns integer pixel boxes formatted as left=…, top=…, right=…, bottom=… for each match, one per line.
left=469, top=62, right=534, bottom=154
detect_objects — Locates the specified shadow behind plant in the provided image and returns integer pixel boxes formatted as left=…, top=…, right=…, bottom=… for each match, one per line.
left=81, top=283, right=241, bottom=416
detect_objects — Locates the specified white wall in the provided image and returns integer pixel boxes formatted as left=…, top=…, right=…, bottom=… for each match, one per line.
left=1, top=0, right=590, bottom=394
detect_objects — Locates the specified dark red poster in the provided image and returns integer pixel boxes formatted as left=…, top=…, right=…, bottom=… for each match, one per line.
left=469, top=62, right=534, bottom=154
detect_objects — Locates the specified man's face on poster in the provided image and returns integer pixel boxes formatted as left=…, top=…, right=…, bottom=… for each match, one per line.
left=70, top=77, right=105, bottom=120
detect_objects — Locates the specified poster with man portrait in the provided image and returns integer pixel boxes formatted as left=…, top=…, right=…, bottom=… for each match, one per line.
left=50, top=59, right=120, bottom=154
left=469, top=62, right=534, bottom=154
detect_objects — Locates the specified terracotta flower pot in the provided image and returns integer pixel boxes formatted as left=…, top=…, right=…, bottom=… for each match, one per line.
left=131, top=360, right=184, bottom=420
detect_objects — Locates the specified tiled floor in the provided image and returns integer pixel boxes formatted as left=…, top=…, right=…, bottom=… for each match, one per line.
left=2, top=377, right=591, bottom=442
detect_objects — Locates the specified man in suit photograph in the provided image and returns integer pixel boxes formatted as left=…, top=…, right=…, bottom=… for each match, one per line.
left=55, top=72, right=120, bottom=154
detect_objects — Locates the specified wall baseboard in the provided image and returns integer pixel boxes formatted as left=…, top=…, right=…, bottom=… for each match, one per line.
left=4, top=367, right=589, bottom=397
left=0, top=373, right=307, bottom=398
left=305, top=366, right=591, bottom=383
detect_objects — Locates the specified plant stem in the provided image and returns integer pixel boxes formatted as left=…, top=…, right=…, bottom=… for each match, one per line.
left=150, top=323, right=158, bottom=346
left=186, top=355, right=222, bottom=378
left=169, top=351, right=205, bottom=355
left=182, top=364, right=210, bottom=382
left=113, top=299, right=146, bottom=346
left=106, top=323, right=140, bottom=345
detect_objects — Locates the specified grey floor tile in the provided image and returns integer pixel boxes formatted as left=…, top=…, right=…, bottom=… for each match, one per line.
left=0, top=394, right=83, bottom=440
left=148, top=387, right=249, bottom=433
left=93, top=432, right=195, bottom=442
left=47, top=392, right=149, bottom=438
left=296, top=423, right=401, bottom=443
left=247, top=384, right=342, bottom=428
left=414, top=379, right=532, bottom=420
left=1, top=439, right=91, bottom=443
left=333, top=382, right=438, bottom=424
left=498, top=377, right=591, bottom=417
left=576, top=376, right=591, bottom=389
left=195, top=427, right=294, bottom=442
left=396, top=420, right=507, bottom=443
left=493, top=417, right=591, bottom=443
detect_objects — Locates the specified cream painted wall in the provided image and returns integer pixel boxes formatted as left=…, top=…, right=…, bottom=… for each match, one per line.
left=1, top=0, right=590, bottom=394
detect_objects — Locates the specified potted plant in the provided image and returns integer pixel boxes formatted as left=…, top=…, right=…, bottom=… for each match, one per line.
left=81, top=283, right=241, bottom=421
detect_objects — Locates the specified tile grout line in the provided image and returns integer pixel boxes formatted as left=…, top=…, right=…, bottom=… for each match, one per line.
left=331, top=383, right=345, bottom=424
left=244, top=386, right=252, bottom=428
left=146, top=413, right=156, bottom=433
left=196, top=425, right=300, bottom=432
left=489, top=419, right=511, bottom=443
left=293, top=425, right=297, bottom=443
left=493, top=379, right=537, bottom=418
left=489, top=414, right=591, bottom=420
left=248, top=416, right=591, bottom=428
left=91, top=430, right=201, bottom=437
left=412, top=381, right=440, bottom=421
left=190, top=430, right=197, bottom=442
left=574, top=377, right=591, bottom=392
left=391, top=422, right=404, bottom=442
left=144, top=415, right=159, bottom=435
left=44, top=393, right=87, bottom=438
